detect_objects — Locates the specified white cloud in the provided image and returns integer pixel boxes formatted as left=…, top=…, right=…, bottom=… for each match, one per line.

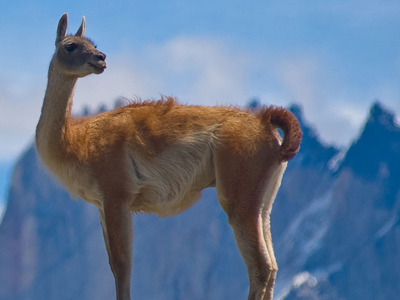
left=0, top=76, right=44, bottom=161
left=147, top=37, right=250, bottom=106
left=276, top=57, right=320, bottom=108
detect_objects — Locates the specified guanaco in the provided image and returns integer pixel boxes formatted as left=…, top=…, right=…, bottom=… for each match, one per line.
left=35, top=13, right=302, bottom=300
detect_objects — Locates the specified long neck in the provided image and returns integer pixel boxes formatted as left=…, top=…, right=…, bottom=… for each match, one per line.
left=36, top=57, right=78, bottom=164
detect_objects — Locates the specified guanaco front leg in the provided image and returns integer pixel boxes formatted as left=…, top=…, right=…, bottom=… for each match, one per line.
left=99, top=197, right=133, bottom=300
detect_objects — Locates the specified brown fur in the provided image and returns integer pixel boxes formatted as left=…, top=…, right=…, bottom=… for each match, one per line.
left=36, top=14, right=302, bottom=300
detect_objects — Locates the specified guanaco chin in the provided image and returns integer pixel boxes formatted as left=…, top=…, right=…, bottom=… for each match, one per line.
left=35, top=13, right=302, bottom=300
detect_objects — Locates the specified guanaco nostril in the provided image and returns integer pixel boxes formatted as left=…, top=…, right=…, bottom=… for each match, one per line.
left=96, top=53, right=106, bottom=61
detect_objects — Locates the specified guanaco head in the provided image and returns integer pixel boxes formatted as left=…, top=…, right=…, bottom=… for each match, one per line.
left=54, top=13, right=107, bottom=77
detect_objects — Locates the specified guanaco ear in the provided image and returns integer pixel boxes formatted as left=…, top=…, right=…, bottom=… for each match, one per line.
left=75, top=16, right=86, bottom=37
left=56, top=13, right=68, bottom=45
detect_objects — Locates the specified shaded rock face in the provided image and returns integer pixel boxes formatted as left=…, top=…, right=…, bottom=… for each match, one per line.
left=1, top=101, right=400, bottom=300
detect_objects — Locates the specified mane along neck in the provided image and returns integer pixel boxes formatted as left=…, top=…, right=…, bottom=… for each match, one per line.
left=36, top=57, right=78, bottom=166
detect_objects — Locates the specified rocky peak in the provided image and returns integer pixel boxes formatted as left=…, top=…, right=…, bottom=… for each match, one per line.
left=367, top=101, right=399, bottom=130
left=340, top=101, right=400, bottom=200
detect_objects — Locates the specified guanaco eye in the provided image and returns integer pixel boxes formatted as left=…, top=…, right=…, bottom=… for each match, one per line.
left=64, top=43, right=77, bottom=52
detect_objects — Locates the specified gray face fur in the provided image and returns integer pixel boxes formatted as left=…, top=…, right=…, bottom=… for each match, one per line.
left=54, top=13, right=107, bottom=78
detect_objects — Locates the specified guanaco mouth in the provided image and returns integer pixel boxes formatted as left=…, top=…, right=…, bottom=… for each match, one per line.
left=87, top=62, right=107, bottom=73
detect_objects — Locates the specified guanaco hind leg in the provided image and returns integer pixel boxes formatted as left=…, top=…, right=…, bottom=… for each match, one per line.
left=215, top=146, right=285, bottom=300
left=261, top=168, right=286, bottom=300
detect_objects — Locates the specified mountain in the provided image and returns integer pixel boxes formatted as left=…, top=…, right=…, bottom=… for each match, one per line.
left=280, top=101, right=400, bottom=300
left=0, top=101, right=399, bottom=300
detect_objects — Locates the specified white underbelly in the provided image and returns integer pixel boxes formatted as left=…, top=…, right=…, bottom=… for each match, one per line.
left=128, top=131, right=217, bottom=217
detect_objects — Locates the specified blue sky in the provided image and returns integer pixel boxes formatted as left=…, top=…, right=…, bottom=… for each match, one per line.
left=1, top=0, right=400, bottom=213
